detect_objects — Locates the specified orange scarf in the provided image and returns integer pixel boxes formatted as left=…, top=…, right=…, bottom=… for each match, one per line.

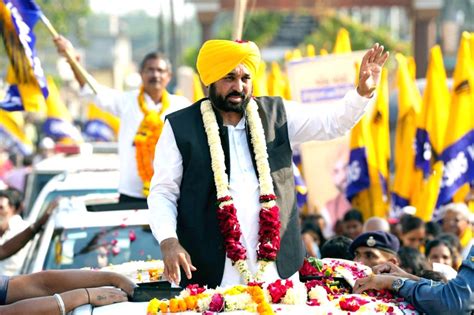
left=134, top=86, right=170, bottom=196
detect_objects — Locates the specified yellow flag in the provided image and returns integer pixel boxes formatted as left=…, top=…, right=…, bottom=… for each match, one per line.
left=368, top=68, right=390, bottom=217
left=412, top=46, right=451, bottom=220
left=320, top=48, right=329, bottom=56
left=291, top=48, right=303, bottom=60
left=392, top=54, right=422, bottom=216
left=43, top=77, right=83, bottom=143
left=436, top=32, right=474, bottom=211
left=333, top=28, right=352, bottom=54
left=0, top=109, right=33, bottom=154
left=306, top=44, right=316, bottom=57
left=193, top=72, right=205, bottom=102
left=407, top=56, right=417, bottom=80
left=84, top=103, right=120, bottom=142
left=347, top=115, right=373, bottom=220
left=267, top=62, right=286, bottom=97
left=5, top=67, right=47, bottom=113
left=252, top=60, right=268, bottom=97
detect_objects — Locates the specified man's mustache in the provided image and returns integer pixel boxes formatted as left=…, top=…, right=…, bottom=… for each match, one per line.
left=225, top=91, right=245, bottom=99
left=148, top=78, right=160, bottom=84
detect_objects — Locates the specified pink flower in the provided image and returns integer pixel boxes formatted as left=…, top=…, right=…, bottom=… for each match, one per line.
left=208, top=293, right=224, bottom=312
left=186, top=284, right=206, bottom=296
left=339, top=296, right=369, bottom=312
left=267, top=279, right=293, bottom=304
left=129, top=230, right=136, bottom=242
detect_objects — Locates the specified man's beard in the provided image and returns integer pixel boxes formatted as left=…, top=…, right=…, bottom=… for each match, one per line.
left=209, top=84, right=251, bottom=114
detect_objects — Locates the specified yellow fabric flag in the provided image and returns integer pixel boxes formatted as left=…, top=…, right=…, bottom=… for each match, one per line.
left=436, top=32, right=474, bottom=211
left=0, top=109, right=33, bottom=154
left=407, top=56, right=417, bottom=81
left=193, top=72, right=205, bottom=102
left=291, top=48, right=303, bottom=60
left=306, top=44, right=316, bottom=57
left=252, top=60, right=268, bottom=97
left=347, top=114, right=373, bottom=220
left=84, top=103, right=120, bottom=142
left=333, top=28, right=352, bottom=54
left=43, top=77, right=83, bottom=144
left=320, top=49, right=329, bottom=56
left=267, top=62, right=286, bottom=97
left=5, top=67, right=47, bottom=113
left=412, top=46, right=451, bottom=220
left=368, top=68, right=390, bottom=217
left=391, top=54, right=422, bottom=216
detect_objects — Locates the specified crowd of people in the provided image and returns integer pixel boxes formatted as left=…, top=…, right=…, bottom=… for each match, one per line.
left=0, top=28, right=472, bottom=314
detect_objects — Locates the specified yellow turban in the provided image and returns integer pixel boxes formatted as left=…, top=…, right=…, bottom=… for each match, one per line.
left=196, top=39, right=261, bottom=86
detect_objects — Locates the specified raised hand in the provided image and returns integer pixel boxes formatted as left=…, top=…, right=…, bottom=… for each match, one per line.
left=357, top=43, right=389, bottom=98
left=160, top=238, right=197, bottom=285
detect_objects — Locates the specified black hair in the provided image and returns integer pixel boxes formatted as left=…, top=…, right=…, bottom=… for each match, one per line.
left=419, top=270, right=448, bottom=283
left=398, top=246, right=430, bottom=276
left=0, top=190, right=13, bottom=207
left=320, top=235, right=353, bottom=260
left=437, top=232, right=462, bottom=253
left=139, top=52, right=172, bottom=73
left=5, top=188, right=23, bottom=214
left=343, top=209, right=364, bottom=223
left=425, top=238, right=454, bottom=258
left=301, top=220, right=326, bottom=247
left=400, top=214, right=425, bottom=234
left=425, top=221, right=442, bottom=238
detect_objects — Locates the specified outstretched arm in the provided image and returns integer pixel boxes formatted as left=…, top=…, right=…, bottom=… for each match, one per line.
left=6, top=270, right=136, bottom=302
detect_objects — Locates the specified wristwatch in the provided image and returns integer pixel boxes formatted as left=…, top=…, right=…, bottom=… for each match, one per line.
left=391, top=278, right=408, bottom=292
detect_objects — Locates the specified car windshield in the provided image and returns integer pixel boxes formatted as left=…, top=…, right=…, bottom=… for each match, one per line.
left=43, top=225, right=161, bottom=270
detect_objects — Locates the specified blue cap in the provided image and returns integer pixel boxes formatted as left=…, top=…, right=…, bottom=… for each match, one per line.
left=349, top=231, right=400, bottom=256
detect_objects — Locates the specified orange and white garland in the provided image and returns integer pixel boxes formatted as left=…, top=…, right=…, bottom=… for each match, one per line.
left=134, top=87, right=170, bottom=196
left=200, top=99, right=281, bottom=284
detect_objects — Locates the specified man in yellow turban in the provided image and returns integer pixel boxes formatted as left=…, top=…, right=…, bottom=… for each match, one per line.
left=149, top=39, right=389, bottom=288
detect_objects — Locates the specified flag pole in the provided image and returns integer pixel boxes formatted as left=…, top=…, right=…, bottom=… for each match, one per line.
left=39, top=13, right=99, bottom=94
left=232, top=0, right=248, bottom=40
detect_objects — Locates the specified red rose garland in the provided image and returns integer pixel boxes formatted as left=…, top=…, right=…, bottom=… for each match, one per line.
left=202, top=99, right=281, bottom=283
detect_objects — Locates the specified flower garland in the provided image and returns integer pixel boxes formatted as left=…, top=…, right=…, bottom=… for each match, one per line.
left=200, top=99, right=281, bottom=284
left=134, top=87, right=170, bottom=196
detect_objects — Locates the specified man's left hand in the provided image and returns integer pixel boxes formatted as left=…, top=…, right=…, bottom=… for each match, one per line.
left=357, top=43, right=389, bottom=98
left=353, top=274, right=397, bottom=294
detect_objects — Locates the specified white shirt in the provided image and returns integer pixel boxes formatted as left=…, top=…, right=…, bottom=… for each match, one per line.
left=87, top=86, right=190, bottom=198
left=0, top=215, right=29, bottom=276
left=148, top=89, right=371, bottom=285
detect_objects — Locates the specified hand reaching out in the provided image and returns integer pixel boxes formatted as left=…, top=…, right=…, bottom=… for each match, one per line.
left=160, top=238, right=196, bottom=285
left=357, top=43, right=389, bottom=98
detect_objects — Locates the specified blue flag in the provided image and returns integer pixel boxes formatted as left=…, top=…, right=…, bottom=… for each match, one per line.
left=0, top=0, right=48, bottom=111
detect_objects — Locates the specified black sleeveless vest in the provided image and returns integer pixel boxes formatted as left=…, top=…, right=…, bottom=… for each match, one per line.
left=167, top=96, right=304, bottom=288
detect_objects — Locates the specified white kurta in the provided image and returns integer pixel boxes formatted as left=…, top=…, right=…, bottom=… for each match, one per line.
left=148, top=90, right=372, bottom=285
left=85, top=86, right=190, bottom=198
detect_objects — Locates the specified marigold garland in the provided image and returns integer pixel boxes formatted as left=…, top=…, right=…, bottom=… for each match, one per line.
left=200, top=99, right=281, bottom=284
left=134, top=87, right=170, bottom=196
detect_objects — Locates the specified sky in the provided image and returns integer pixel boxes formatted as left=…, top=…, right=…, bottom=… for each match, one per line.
left=89, top=0, right=193, bottom=22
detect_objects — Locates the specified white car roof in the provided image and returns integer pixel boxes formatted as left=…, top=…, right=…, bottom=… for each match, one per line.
left=33, top=153, right=119, bottom=174
left=54, top=196, right=149, bottom=229
left=48, top=170, right=120, bottom=191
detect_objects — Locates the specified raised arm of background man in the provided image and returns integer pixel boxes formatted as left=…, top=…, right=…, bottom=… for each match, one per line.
left=0, top=270, right=136, bottom=314
left=353, top=245, right=474, bottom=314
left=0, top=200, right=57, bottom=260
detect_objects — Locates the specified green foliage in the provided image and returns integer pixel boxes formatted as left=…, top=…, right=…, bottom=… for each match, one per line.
left=182, top=46, right=200, bottom=69
left=303, top=13, right=410, bottom=57
left=215, top=11, right=285, bottom=46
left=35, top=0, right=90, bottom=46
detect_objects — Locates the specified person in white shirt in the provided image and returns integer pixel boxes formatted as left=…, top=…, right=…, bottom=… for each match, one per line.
left=148, top=39, right=389, bottom=288
left=54, top=36, right=191, bottom=201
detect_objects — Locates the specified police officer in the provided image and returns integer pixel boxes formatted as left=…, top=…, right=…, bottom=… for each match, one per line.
left=349, top=231, right=400, bottom=268
left=353, top=245, right=474, bottom=314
